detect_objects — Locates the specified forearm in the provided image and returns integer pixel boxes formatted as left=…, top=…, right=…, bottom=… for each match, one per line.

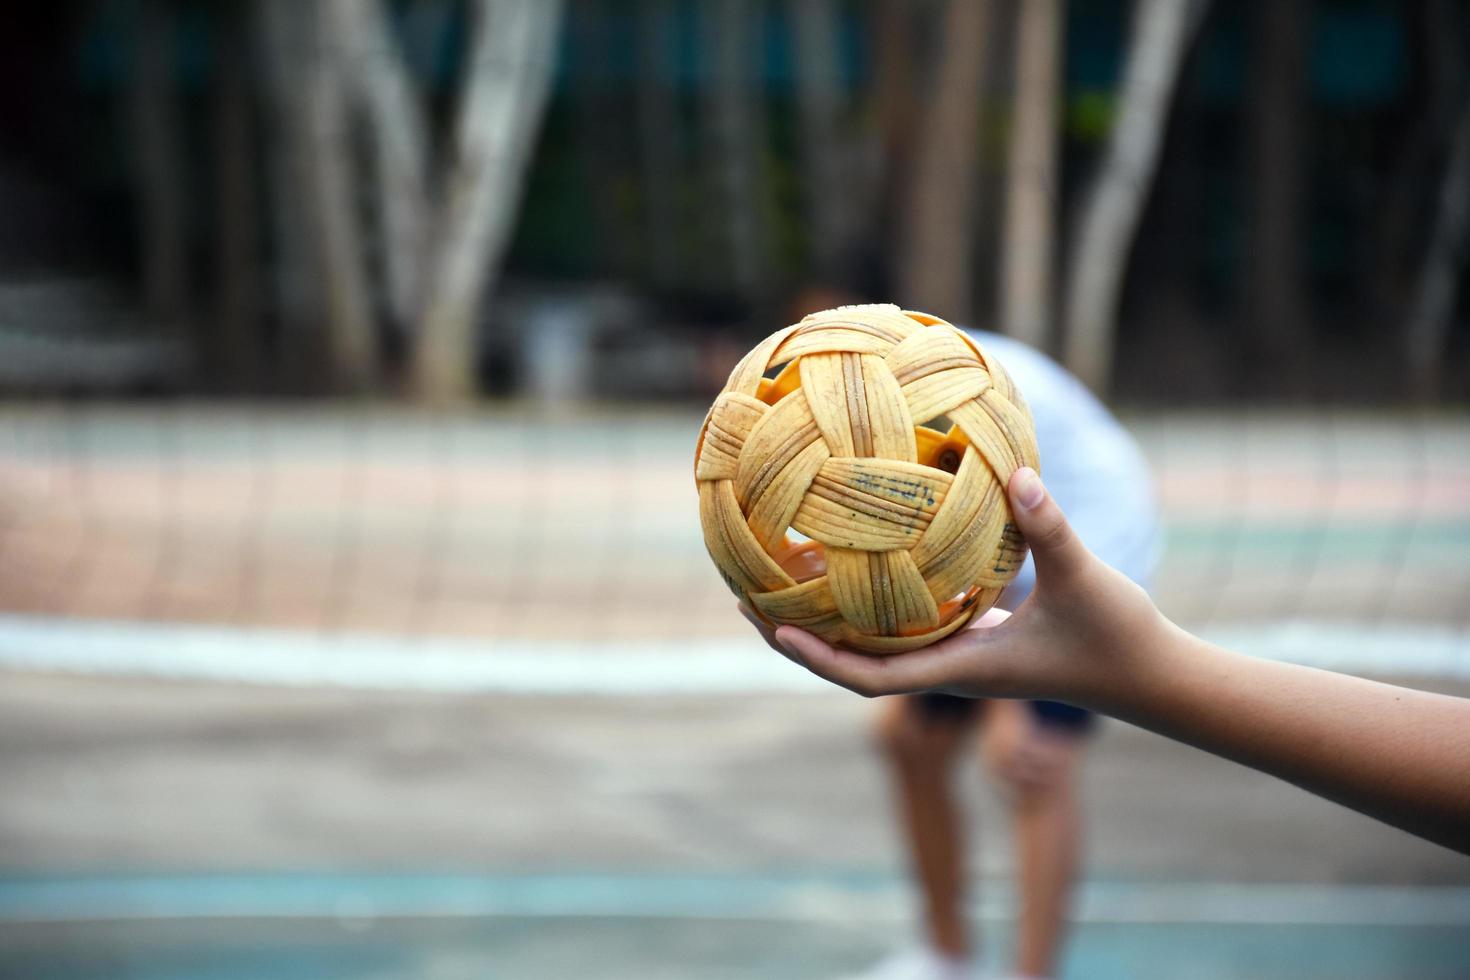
left=1086, top=620, right=1470, bottom=853
left=766, top=467, right=1470, bottom=853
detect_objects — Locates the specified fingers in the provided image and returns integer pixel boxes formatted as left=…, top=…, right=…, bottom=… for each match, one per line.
left=971, top=606, right=1012, bottom=629
left=1008, top=467, right=1092, bottom=584
left=775, top=627, right=904, bottom=697
left=740, top=604, right=1012, bottom=699
left=739, top=604, right=917, bottom=687
left=737, top=604, right=786, bottom=657
left=774, top=625, right=989, bottom=698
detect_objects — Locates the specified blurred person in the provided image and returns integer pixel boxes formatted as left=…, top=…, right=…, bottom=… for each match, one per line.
left=785, top=289, right=1158, bottom=980
left=746, top=466, right=1470, bottom=859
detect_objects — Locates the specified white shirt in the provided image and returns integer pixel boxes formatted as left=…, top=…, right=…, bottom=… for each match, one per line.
left=965, top=329, right=1159, bottom=592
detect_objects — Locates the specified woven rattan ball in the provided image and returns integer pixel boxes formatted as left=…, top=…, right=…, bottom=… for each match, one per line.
left=695, top=304, right=1040, bottom=654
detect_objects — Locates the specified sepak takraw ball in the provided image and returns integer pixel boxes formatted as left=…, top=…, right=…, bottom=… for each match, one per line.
left=695, top=304, right=1041, bottom=654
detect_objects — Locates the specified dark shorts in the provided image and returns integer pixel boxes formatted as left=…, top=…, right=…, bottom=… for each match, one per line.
left=913, top=692, right=1095, bottom=735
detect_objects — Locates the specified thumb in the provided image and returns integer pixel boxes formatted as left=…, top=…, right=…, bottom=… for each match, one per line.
left=1008, top=467, right=1091, bottom=582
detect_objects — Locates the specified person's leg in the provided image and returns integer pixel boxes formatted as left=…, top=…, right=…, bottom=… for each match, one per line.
left=875, top=695, right=979, bottom=961
left=980, top=699, right=1087, bottom=979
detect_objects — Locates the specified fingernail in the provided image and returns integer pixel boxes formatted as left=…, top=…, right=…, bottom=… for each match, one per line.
left=1013, top=467, right=1045, bottom=511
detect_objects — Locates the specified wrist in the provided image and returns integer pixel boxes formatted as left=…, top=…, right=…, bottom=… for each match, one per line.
left=1060, top=603, right=1176, bottom=714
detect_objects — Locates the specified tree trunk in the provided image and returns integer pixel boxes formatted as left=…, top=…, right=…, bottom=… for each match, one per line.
left=702, top=0, right=769, bottom=301
left=258, top=0, right=322, bottom=386
left=897, top=0, right=995, bottom=321
left=793, top=0, right=846, bottom=277
left=411, top=0, right=565, bottom=402
left=133, top=0, right=188, bottom=335
left=1247, top=0, right=1310, bottom=366
left=1404, top=98, right=1470, bottom=398
left=1062, top=0, right=1209, bottom=394
left=1001, top=0, right=1065, bottom=348
left=571, top=0, right=625, bottom=275
left=1371, top=0, right=1463, bottom=323
left=300, top=4, right=377, bottom=392
left=330, top=0, right=431, bottom=344
left=874, top=0, right=918, bottom=188
left=212, top=2, right=260, bottom=389
left=636, top=0, right=681, bottom=288
left=872, top=0, right=919, bottom=285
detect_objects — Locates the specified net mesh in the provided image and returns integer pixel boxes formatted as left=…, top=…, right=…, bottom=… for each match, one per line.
left=2, top=402, right=1467, bottom=659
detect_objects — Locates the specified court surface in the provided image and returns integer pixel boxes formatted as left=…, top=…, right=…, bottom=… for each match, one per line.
left=2, top=887, right=1469, bottom=979
left=2, top=674, right=1468, bottom=979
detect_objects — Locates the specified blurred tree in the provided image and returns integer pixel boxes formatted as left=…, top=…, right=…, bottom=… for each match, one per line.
left=1247, top=0, right=1309, bottom=369
left=331, top=0, right=429, bottom=346
left=132, top=0, right=187, bottom=336
left=1002, top=0, right=1066, bottom=348
left=703, top=0, right=770, bottom=301
left=321, top=0, right=563, bottom=400
left=211, top=0, right=260, bottom=388
left=1372, top=0, right=1468, bottom=394
left=258, top=0, right=323, bottom=386
left=1404, top=97, right=1470, bottom=398
left=873, top=0, right=919, bottom=228
left=571, top=0, right=624, bottom=276
left=793, top=0, right=846, bottom=278
left=1370, top=0, right=1451, bottom=321
left=260, top=0, right=380, bottom=391
left=300, top=1, right=377, bottom=392
left=636, top=0, right=681, bottom=288
left=1062, top=0, right=1210, bottom=394
left=412, top=0, right=564, bottom=401
left=898, top=0, right=996, bottom=322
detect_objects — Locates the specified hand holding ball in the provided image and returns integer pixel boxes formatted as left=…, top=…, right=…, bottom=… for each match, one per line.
left=695, top=304, right=1040, bottom=654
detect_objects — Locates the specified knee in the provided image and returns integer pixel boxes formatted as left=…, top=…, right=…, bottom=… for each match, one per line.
left=997, top=764, right=1069, bottom=806
left=988, top=736, right=1081, bottom=804
left=872, top=701, right=959, bottom=765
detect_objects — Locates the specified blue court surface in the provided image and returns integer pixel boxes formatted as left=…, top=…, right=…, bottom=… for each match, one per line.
left=2, top=873, right=1467, bottom=979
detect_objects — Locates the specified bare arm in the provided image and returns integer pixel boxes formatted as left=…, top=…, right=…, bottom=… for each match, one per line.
left=1098, top=623, right=1470, bottom=852
left=750, top=469, right=1470, bottom=854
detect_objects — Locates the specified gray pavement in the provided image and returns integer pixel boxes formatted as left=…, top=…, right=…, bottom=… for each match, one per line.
left=3, top=672, right=1467, bottom=881
left=3, top=671, right=1470, bottom=979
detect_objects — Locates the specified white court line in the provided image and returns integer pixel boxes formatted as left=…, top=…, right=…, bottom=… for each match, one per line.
left=0, top=614, right=1465, bottom=694
left=0, top=875, right=1467, bottom=927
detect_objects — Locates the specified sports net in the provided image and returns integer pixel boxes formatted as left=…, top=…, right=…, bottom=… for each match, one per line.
left=1, top=402, right=1466, bottom=676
